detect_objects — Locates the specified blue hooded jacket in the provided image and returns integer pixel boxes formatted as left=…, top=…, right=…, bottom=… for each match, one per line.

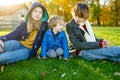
left=40, top=29, right=69, bottom=58
left=0, top=2, right=49, bottom=58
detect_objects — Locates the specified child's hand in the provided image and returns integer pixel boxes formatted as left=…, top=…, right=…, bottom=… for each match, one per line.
left=63, top=58, right=69, bottom=61
left=0, top=46, right=4, bottom=53
left=0, top=40, right=4, bottom=48
left=102, top=40, right=110, bottom=48
left=38, top=55, right=41, bottom=59
left=38, top=55, right=47, bottom=60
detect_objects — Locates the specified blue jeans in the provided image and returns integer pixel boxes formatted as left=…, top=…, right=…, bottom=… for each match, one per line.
left=80, top=46, right=120, bottom=62
left=0, top=40, right=31, bottom=65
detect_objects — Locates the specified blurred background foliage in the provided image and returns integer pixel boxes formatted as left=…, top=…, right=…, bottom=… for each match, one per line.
left=27, top=0, right=120, bottom=26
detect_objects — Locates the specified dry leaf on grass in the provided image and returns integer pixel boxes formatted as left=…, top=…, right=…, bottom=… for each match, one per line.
left=61, top=73, right=66, bottom=77
left=101, top=61, right=107, bottom=64
left=114, top=72, right=120, bottom=76
left=41, top=72, right=46, bottom=78
left=73, top=72, right=77, bottom=75
left=1, top=65, right=4, bottom=72
left=52, top=68, right=57, bottom=72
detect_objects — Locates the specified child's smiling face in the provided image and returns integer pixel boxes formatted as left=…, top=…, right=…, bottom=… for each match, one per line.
left=31, top=7, right=43, bottom=21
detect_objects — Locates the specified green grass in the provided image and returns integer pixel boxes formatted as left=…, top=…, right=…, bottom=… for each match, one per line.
left=93, top=27, right=120, bottom=46
left=0, top=28, right=13, bottom=36
left=0, top=27, right=120, bottom=80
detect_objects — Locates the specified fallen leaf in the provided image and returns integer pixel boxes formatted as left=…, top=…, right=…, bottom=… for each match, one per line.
left=73, top=72, right=77, bottom=75
left=1, top=65, right=4, bottom=72
left=61, top=73, right=66, bottom=77
left=41, top=72, right=46, bottom=78
left=114, top=72, right=120, bottom=76
left=52, top=69, right=57, bottom=72
left=101, top=61, right=107, bottom=64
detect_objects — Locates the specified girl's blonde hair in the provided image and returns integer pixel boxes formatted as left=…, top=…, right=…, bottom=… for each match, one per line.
left=27, top=7, right=41, bottom=32
left=48, top=16, right=64, bottom=29
left=72, top=2, right=89, bottom=20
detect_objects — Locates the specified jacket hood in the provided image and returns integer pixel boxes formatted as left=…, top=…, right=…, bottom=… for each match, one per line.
left=25, top=2, right=49, bottom=22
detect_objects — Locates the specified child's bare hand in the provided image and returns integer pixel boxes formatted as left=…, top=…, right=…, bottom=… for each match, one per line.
left=0, top=40, right=4, bottom=52
left=0, top=46, right=4, bottom=53
left=38, top=55, right=41, bottom=59
left=102, top=40, right=110, bottom=48
left=0, top=40, right=4, bottom=48
left=38, top=55, right=47, bottom=60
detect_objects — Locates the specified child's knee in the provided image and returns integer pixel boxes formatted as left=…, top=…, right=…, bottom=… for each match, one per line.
left=56, top=48, right=63, bottom=55
left=47, top=50, right=57, bottom=58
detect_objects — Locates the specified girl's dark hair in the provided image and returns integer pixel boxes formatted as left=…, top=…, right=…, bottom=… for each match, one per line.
left=72, top=2, right=89, bottom=20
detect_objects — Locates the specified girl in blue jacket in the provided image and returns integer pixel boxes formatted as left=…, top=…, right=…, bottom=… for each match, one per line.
left=38, top=16, right=69, bottom=61
left=0, top=2, right=49, bottom=65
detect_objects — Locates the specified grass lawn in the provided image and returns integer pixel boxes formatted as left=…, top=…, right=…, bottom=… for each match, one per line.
left=0, top=27, right=120, bottom=80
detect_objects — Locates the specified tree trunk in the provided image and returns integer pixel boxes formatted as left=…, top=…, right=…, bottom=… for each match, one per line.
left=97, top=17, right=101, bottom=26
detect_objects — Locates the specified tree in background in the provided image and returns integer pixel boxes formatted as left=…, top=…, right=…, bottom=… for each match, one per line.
left=100, top=0, right=112, bottom=26
left=100, top=6, right=112, bottom=26
left=110, top=0, right=120, bottom=26
left=90, top=0, right=101, bottom=26
left=26, top=0, right=120, bottom=26
left=38, top=0, right=85, bottom=21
